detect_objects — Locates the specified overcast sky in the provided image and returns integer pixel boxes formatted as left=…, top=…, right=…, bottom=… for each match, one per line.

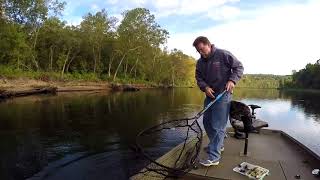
left=62, top=0, right=320, bottom=75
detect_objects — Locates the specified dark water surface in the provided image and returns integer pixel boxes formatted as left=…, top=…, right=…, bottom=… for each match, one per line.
left=0, top=88, right=319, bottom=180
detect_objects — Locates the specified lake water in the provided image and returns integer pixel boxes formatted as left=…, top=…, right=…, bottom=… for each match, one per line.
left=0, top=88, right=319, bottom=180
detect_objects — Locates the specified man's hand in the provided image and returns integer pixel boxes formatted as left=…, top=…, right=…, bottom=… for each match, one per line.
left=205, top=87, right=215, bottom=99
left=225, top=80, right=235, bottom=93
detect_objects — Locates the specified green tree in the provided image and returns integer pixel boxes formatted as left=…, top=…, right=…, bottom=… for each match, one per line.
left=116, top=8, right=169, bottom=81
left=292, top=60, right=320, bottom=89
left=2, top=0, right=65, bottom=70
left=80, top=9, right=116, bottom=74
left=36, top=17, right=65, bottom=71
left=57, top=26, right=81, bottom=77
left=0, top=20, right=31, bottom=70
left=0, top=5, right=199, bottom=86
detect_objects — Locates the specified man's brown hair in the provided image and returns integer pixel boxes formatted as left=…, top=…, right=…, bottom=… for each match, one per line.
left=193, top=36, right=211, bottom=47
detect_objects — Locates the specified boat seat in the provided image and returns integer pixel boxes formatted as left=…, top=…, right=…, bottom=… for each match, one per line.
left=248, top=104, right=261, bottom=112
left=230, top=100, right=268, bottom=136
left=230, top=117, right=268, bottom=133
left=229, top=100, right=269, bottom=155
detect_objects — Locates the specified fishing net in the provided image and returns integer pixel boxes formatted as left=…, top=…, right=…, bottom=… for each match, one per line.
left=135, top=117, right=203, bottom=178
left=133, top=91, right=227, bottom=179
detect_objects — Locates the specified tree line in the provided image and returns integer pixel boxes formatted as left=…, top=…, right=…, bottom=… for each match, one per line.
left=239, top=59, right=320, bottom=90
left=289, top=59, right=320, bottom=89
left=237, top=74, right=288, bottom=89
left=2, top=1, right=318, bottom=89
left=0, top=0, right=196, bottom=86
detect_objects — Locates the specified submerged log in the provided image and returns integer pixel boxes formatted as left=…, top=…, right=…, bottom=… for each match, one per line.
left=123, top=84, right=140, bottom=91
left=111, top=83, right=140, bottom=92
left=0, top=87, right=57, bottom=100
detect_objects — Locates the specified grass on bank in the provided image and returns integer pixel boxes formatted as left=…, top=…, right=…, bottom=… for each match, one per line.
left=0, top=65, right=166, bottom=87
left=1, top=66, right=301, bottom=89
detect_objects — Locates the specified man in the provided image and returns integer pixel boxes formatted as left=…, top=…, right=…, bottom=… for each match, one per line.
left=193, top=36, right=243, bottom=166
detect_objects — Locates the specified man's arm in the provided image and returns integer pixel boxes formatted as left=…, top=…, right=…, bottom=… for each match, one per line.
left=195, top=61, right=216, bottom=98
left=225, top=51, right=244, bottom=84
left=195, top=60, right=208, bottom=92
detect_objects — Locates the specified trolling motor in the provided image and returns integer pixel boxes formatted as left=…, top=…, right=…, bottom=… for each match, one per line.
left=229, top=101, right=269, bottom=155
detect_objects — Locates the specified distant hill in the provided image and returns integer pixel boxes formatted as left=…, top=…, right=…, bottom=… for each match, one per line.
left=236, top=74, right=292, bottom=89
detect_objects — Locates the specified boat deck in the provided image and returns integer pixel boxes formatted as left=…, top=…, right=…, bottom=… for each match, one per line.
left=132, top=129, right=320, bottom=180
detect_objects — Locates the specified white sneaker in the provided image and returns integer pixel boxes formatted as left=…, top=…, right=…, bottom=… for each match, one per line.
left=220, top=147, right=225, bottom=152
left=199, top=159, right=220, bottom=167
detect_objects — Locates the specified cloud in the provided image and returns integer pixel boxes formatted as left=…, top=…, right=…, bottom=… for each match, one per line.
left=153, top=0, right=240, bottom=19
left=131, top=0, right=148, bottom=6
left=206, top=5, right=241, bottom=21
left=107, top=0, right=118, bottom=5
left=167, top=0, right=320, bottom=75
left=63, top=0, right=241, bottom=24
left=61, top=0, right=320, bottom=74
left=65, top=16, right=83, bottom=26
left=90, top=4, right=100, bottom=13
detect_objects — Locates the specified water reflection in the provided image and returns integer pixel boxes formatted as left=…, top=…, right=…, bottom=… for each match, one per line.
left=0, top=88, right=319, bottom=180
left=233, top=88, right=281, bottom=100
left=0, top=89, right=204, bottom=180
left=0, top=131, right=47, bottom=180
left=234, top=89, right=320, bottom=158
left=281, top=90, right=320, bottom=121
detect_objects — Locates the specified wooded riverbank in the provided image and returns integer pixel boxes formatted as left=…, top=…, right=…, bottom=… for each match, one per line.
left=0, top=78, right=154, bottom=101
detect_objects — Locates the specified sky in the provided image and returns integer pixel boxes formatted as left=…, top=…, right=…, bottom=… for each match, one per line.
left=61, top=0, right=320, bottom=75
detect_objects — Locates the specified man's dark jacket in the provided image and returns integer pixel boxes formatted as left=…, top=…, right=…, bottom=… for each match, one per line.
left=195, top=46, right=244, bottom=94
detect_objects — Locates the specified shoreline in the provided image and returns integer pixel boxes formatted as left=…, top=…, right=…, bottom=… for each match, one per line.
left=0, top=78, right=109, bottom=91
left=0, top=78, right=155, bottom=91
left=0, top=78, right=155, bottom=100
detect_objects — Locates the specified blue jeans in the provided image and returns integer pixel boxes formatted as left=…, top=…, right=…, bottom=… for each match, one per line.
left=203, top=92, right=231, bottom=161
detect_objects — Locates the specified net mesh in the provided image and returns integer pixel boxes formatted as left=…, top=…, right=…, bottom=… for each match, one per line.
left=134, top=91, right=227, bottom=179
left=135, top=117, right=203, bottom=178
